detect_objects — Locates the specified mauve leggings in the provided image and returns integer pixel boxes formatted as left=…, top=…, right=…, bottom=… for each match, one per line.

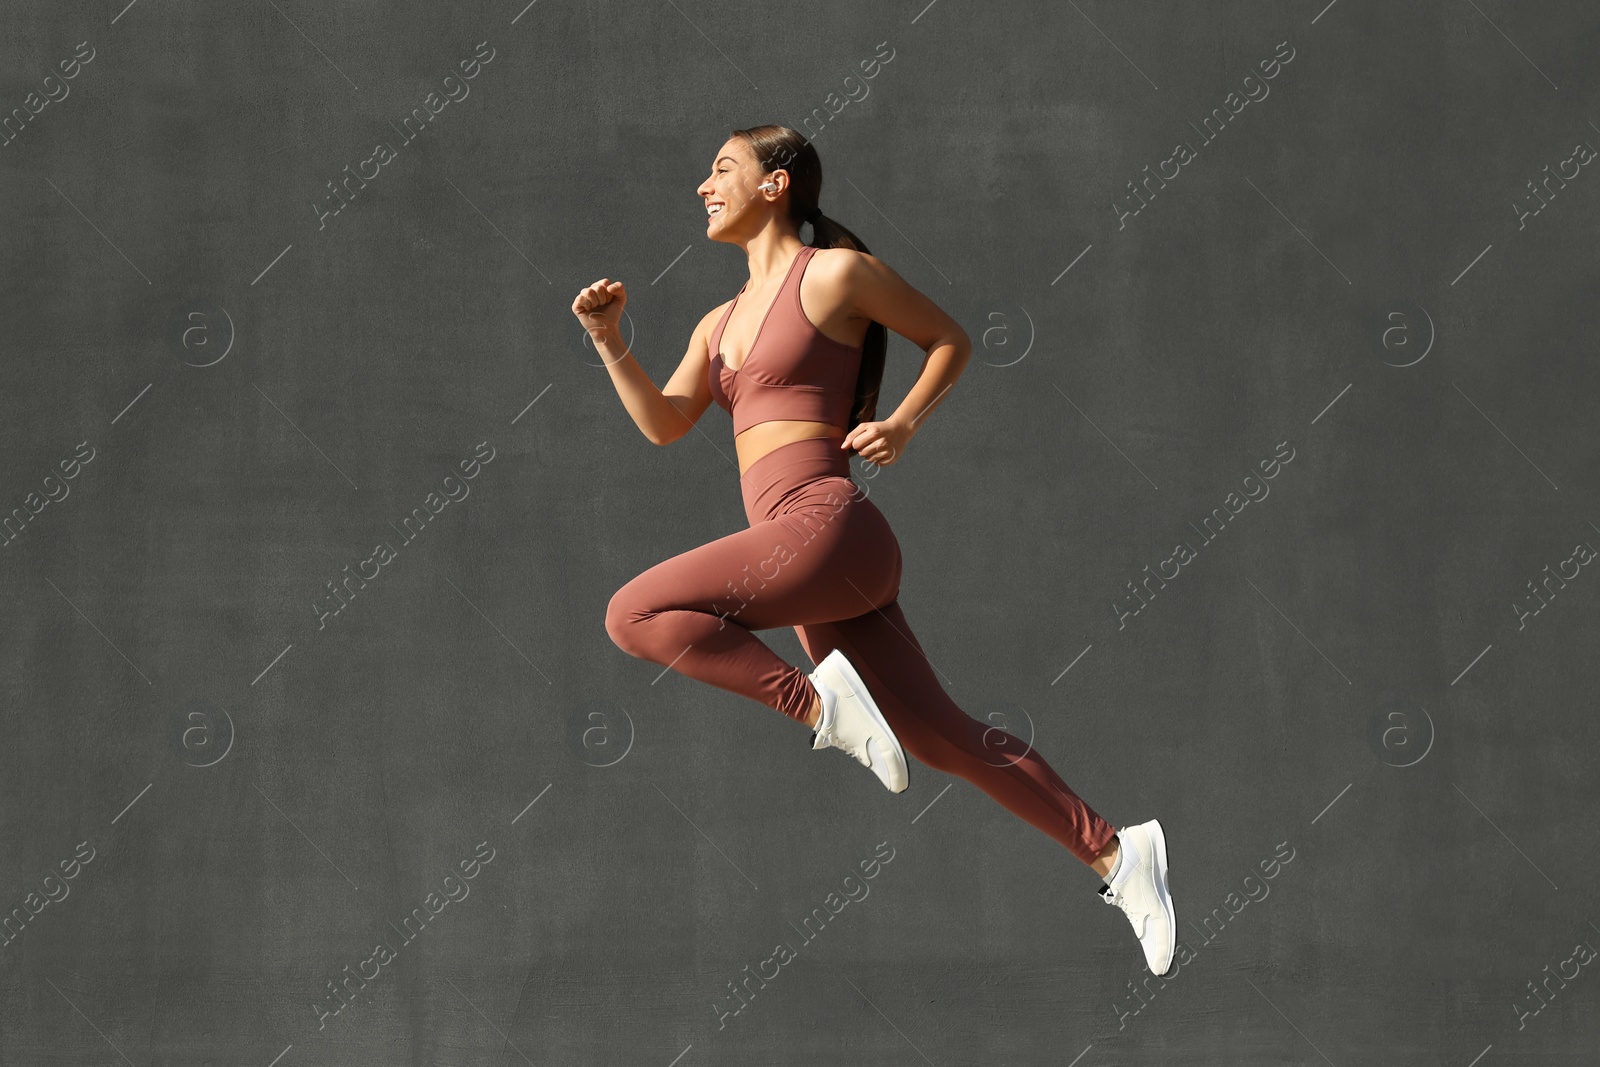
left=604, top=436, right=1116, bottom=866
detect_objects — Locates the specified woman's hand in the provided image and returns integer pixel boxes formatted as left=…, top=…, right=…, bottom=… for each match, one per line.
left=571, top=278, right=627, bottom=347
left=842, top=417, right=914, bottom=466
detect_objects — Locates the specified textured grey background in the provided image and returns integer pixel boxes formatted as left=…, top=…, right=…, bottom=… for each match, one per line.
left=2, top=0, right=1597, bottom=1064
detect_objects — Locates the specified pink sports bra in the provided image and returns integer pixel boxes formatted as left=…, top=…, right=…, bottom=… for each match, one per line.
left=708, top=245, right=864, bottom=437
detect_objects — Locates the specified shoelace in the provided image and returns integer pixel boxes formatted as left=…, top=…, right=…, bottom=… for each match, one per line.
left=816, top=719, right=870, bottom=765
left=1100, top=883, right=1151, bottom=942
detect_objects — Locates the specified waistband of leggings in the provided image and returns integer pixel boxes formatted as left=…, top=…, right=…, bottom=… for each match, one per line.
left=738, top=434, right=852, bottom=485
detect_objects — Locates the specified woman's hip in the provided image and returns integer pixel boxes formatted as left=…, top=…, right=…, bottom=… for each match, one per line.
left=740, top=435, right=856, bottom=523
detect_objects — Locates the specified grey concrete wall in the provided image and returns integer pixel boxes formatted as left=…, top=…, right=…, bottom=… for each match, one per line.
left=1, top=1, right=1596, bottom=1064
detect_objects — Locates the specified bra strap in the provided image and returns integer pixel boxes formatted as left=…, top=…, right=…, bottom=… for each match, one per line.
left=709, top=288, right=741, bottom=355
left=786, top=245, right=818, bottom=314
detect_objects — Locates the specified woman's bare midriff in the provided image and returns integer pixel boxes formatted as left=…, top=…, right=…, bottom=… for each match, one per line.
left=734, top=420, right=846, bottom=476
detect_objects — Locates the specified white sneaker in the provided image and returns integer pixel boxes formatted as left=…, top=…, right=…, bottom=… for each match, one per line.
left=1098, top=820, right=1176, bottom=976
left=807, top=648, right=909, bottom=794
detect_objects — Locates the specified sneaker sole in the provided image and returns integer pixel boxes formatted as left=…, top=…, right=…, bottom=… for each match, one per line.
left=1146, top=819, right=1176, bottom=976
left=819, top=649, right=908, bottom=793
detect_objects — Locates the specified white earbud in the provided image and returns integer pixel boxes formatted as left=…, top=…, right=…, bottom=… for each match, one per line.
left=758, top=182, right=777, bottom=191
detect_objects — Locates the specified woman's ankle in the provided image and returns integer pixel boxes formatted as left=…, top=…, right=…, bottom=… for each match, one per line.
left=1090, top=835, right=1119, bottom=880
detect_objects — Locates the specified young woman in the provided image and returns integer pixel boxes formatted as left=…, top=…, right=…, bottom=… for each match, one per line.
left=575, top=125, right=1177, bottom=975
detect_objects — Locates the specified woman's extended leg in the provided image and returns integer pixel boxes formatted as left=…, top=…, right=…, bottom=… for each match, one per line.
left=793, top=604, right=1117, bottom=868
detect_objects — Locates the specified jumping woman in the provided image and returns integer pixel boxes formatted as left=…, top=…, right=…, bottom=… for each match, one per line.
left=576, top=125, right=1177, bottom=976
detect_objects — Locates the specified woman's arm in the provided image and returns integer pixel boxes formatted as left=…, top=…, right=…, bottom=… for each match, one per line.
left=839, top=252, right=973, bottom=461
left=576, top=279, right=718, bottom=446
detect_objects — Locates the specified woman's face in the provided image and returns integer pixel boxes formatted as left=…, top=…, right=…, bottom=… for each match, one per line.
left=698, top=138, right=776, bottom=241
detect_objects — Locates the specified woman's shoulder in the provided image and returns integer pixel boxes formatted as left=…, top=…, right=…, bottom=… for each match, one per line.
left=802, top=247, right=875, bottom=301
left=806, top=245, right=872, bottom=275
left=694, top=295, right=739, bottom=352
left=699, top=291, right=739, bottom=323
left=802, top=246, right=879, bottom=304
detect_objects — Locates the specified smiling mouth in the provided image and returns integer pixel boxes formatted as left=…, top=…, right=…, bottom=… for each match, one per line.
left=706, top=202, right=725, bottom=218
